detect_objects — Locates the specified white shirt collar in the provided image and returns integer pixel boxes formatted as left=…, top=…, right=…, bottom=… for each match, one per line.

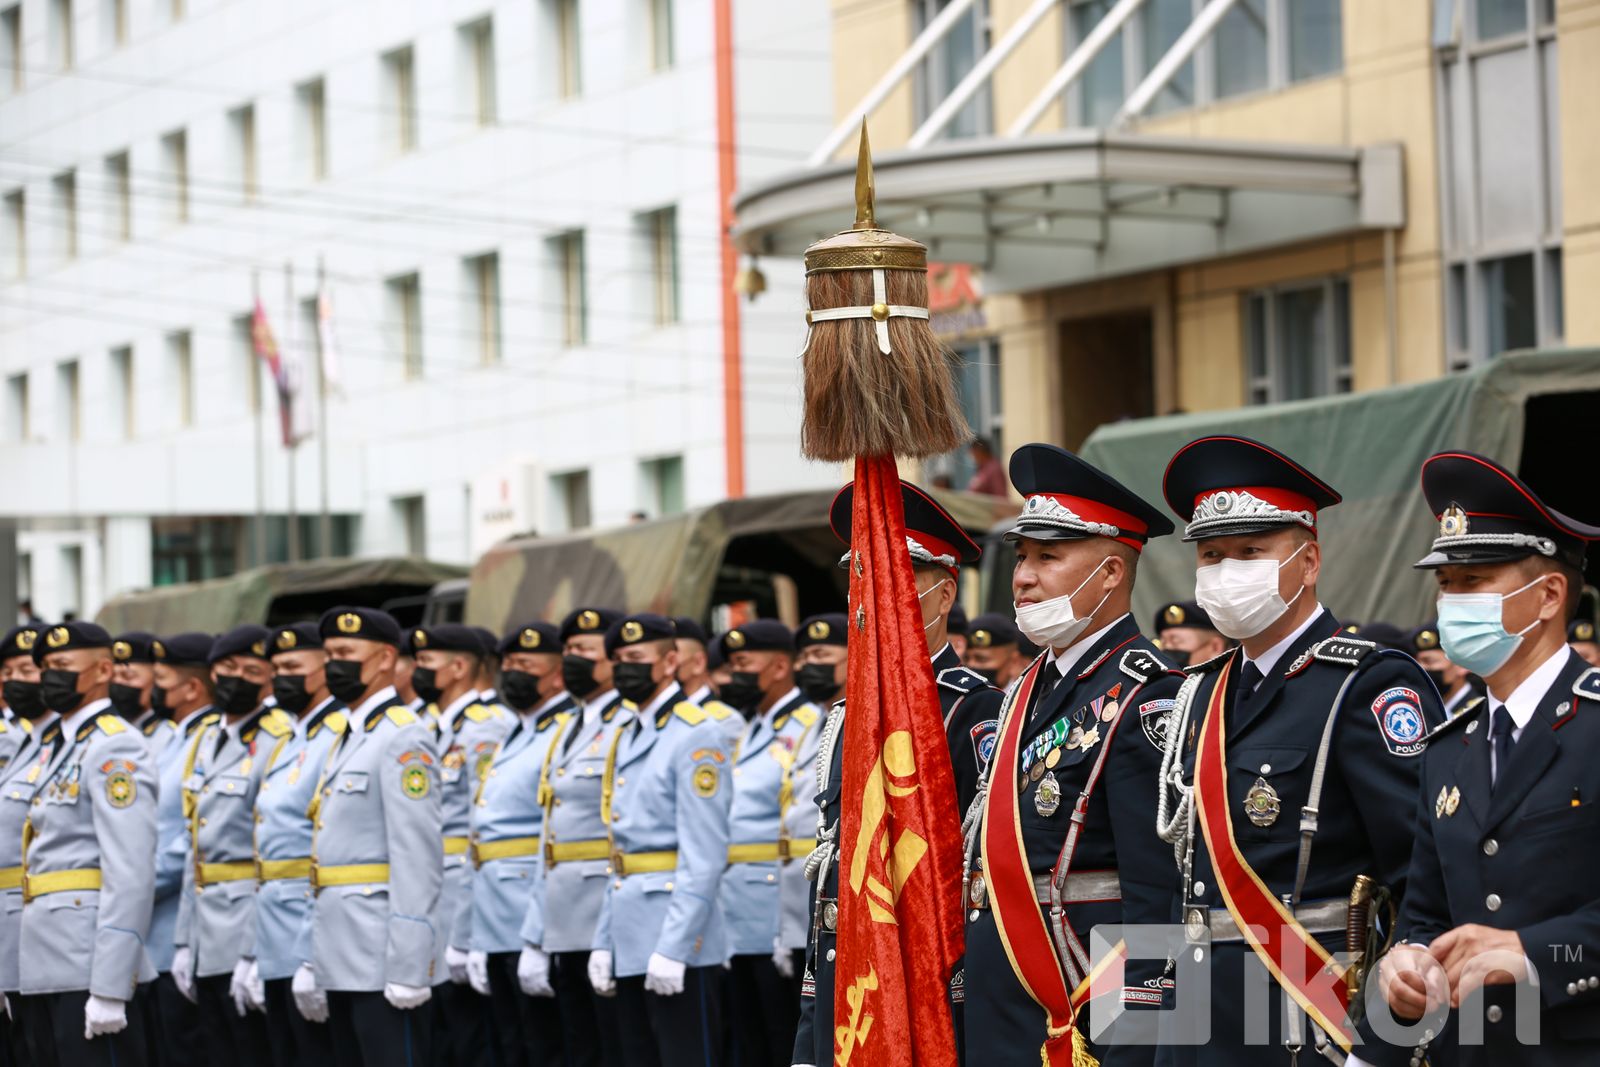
left=351, top=685, right=399, bottom=722
left=635, top=684, right=680, bottom=727
left=762, top=687, right=801, bottom=725
left=1488, top=643, right=1570, bottom=734
left=582, top=688, right=618, bottom=727
left=1049, top=615, right=1127, bottom=679
left=60, top=697, right=112, bottom=739
left=442, top=689, right=479, bottom=723
left=297, top=696, right=337, bottom=737
left=685, top=683, right=711, bottom=705
left=1241, top=605, right=1326, bottom=680
left=531, top=691, right=570, bottom=718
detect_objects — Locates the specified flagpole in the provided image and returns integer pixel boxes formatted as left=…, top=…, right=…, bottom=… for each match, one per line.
left=316, top=254, right=331, bottom=558
left=285, top=260, right=300, bottom=563
left=252, top=269, right=266, bottom=568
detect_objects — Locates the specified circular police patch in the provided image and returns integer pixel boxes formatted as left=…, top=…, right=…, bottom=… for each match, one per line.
left=402, top=765, right=430, bottom=799
left=969, top=719, right=999, bottom=769
left=106, top=770, right=136, bottom=808
left=1372, top=687, right=1426, bottom=757
left=693, top=765, right=719, bottom=798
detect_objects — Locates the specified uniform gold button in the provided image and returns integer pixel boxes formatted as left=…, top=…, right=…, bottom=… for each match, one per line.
left=665, top=881, right=674, bottom=891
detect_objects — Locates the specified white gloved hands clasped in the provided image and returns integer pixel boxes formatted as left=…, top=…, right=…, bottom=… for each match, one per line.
left=466, top=950, right=491, bottom=996
left=384, top=982, right=432, bottom=1010
left=83, top=994, right=127, bottom=1040
left=244, top=958, right=267, bottom=1012
left=172, top=945, right=197, bottom=1004
left=643, top=952, right=686, bottom=997
left=518, top=946, right=554, bottom=997
left=291, top=962, right=328, bottom=1024
left=587, top=949, right=616, bottom=997
left=446, top=945, right=470, bottom=985
left=772, top=937, right=795, bottom=979
left=229, top=958, right=255, bottom=1017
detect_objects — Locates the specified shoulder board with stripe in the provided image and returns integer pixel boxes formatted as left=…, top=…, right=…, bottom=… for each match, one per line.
left=673, top=701, right=708, bottom=726
left=187, top=712, right=221, bottom=736
left=464, top=703, right=498, bottom=723
left=1309, top=635, right=1379, bottom=669
left=1574, top=667, right=1600, bottom=704
left=936, top=665, right=988, bottom=693
left=384, top=705, right=419, bottom=728
left=310, top=710, right=349, bottom=739
left=0, top=719, right=9, bottom=733
left=540, top=711, right=573, bottom=733
left=84, top=713, right=127, bottom=740
left=700, top=699, right=734, bottom=721
left=1422, top=697, right=1485, bottom=743
left=1118, top=647, right=1169, bottom=685
left=258, top=709, right=292, bottom=738
left=791, top=704, right=819, bottom=728
left=141, top=718, right=164, bottom=737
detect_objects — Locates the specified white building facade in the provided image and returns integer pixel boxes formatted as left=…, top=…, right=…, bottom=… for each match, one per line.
left=0, top=0, right=834, bottom=619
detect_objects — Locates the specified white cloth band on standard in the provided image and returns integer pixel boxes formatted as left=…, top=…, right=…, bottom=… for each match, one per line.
left=799, top=268, right=930, bottom=357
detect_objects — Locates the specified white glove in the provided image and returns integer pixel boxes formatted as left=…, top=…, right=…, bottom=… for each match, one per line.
left=83, top=994, right=127, bottom=1040
left=587, top=949, right=616, bottom=997
left=229, top=958, right=253, bottom=1017
left=643, top=952, right=686, bottom=997
left=172, top=946, right=197, bottom=1004
left=244, top=959, right=267, bottom=1012
left=518, top=946, right=554, bottom=997
left=772, top=937, right=795, bottom=979
left=384, top=982, right=432, bottom=1010
left=466, top=951, right=491, bottom=996
left=291, top=963, right=328, bottom=1024
left=446, top=945, right=470, bottom=985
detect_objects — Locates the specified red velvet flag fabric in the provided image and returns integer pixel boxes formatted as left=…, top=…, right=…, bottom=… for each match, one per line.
left=832, top=454, right=965, bottom=1067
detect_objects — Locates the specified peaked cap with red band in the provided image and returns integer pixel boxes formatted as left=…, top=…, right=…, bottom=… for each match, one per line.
left=1005, top=443, right=1173, bottom=551
left=1415, top=450, right=1600, bottom=570
left=830, top=479, right=982, bottom=575
left=1163, top=435, right=1341, bottom=542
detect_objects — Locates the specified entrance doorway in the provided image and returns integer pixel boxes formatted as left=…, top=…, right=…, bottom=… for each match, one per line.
left=1057, top=311, right=1155, bottom=449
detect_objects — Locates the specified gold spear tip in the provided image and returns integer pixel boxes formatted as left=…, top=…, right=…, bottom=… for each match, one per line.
left=852, top=120, right=876, bottom=230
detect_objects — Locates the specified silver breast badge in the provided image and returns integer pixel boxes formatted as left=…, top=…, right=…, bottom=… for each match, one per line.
left=1243, top=776, right=1280, bottom=827
left=1034, top=771, right=1062, bottom=817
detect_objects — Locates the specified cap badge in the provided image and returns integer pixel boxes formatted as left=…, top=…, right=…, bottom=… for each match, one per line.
left=45, top=627, right=70, bottom=649
left=621, top=620, right=644, bottom=643
left=807, top=620, right=830, bottom=641
left=971, top=629, right=992, bottom=648
left=726, top=630, right=746, bottom=650
left=1578, top=621, right=1595, bottom=641
left=336, top=613, right=362, bottom=635
left=412, top=629, right=428, bottom=649
left=1439, top=504, right=1469, bottom=538
left=1164, top=604, right=1185, bottom=625
left=520, top=629, right=540, bottom=649
left=112, top=641, right=131, bottom=661
left=578, top=610, right=600, bottom=631
left=1417, top=630, right=1438, bottom=650
left=151, top=639, right=164, bottom=658
left=251, top=640, right=267, bottom=657
left=276, top=630, right=297, bottom=650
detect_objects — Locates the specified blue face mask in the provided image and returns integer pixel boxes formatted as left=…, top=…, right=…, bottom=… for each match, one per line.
left=1436, top=575, right=1545, bottom=678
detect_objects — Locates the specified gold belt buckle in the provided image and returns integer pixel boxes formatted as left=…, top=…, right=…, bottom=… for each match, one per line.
left=609, top=848, right=625, bottom=875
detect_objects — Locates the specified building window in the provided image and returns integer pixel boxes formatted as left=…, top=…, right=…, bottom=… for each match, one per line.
left=296, top=77, right=328, bottom=180
left=1244, top=278, right=1351, bottom=405
left=913, top=0, right=991, bottom=138
left=464, top=252, right=501, bottom=366
left=232, top=312, right=258, bottom=416
left=169, top=329, right=192, bottom=427
left=550, top=470, right=592, bottom=532
left=1482, top=252, right=1537, bottom=355
left=383, top=45, right=417, bottom=154
left=229, top=104, right=257, bottom=202
left=1287, top=0, right=1342, bottom=82
left=552, top=231, right=586, bottom=346
left=52, top=170, right=76, bottom=263
left=393, top=495, right=427, bottom=557
left=1140, top=0, right=1194, bottom=114
left=639, top=455, right=685, bottom=518
left=462, top=18, right=496, bottom=125
left=101, top=0, right=127, bottom=48
left=59, top=545, right=82, bottom=619
left=110, top=345, right=133, bottom=439
left=49, top=0, right=73, bottom=71
left=641, top=207, right=679, bottom=326
left=5, top=373, right=28, bottom=441
left=3, top=189, right=23, bottom=278
left=57, top=359, right=81, bottom=441
left=161, top=129, right=188, bottom=224
left=649, top=0, right=673, bottom=71
left=925, top=337, right=1002, bottom=488
left=386, top=272, right=423, bottom=379
left=555, top=0, right=581, bottom=98
left=1474, top=0, right=1526, bottom=40
left=106, top=151, right=130, bottom=241
left=1, top=6, right=21, bottom=96
left=1213, top=0, right=1269, bottom=100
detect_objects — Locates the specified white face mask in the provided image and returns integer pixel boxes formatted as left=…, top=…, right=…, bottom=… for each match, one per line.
left=1193, top=542, right=1308, bottom=640
left=919, top=578, right=950, bottom=632
left=1014, top=556, right=1112, bottom=650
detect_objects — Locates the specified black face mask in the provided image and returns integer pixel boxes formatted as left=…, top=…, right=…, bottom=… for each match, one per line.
left=719, top=670, right=764, bottom=714
left=561, top=655, right=600, bottom=700
left=795, top=663, right=841, bottom=704
left=325, top=658, right=369, bottom=705
left=214, top=675, right=262, bottom=717
left=2, top=679, right=45, bottom=720
left=411, top=666, right=443, bottom=706
left=973, top=667, right=1001, bottom=688
left=499, top=670, right=543, bottom=712
left=40, top=669, right=86, bottom=714
left=109, top=683, right=146, bottom=718
left=149, top=685, right=170, bottom=716
left=613, top=662, right=660, bottom=705
left=273, top=674, right=313, bottom=715
left=1425, top=668, right=1448, bottom=694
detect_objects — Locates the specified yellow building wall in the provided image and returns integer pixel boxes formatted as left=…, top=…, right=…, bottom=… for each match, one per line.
left=1557, top=0, right=1600, bottom=344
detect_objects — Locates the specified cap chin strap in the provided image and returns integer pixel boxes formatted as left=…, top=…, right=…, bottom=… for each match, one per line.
left=801, top=267, right=930, bottom=356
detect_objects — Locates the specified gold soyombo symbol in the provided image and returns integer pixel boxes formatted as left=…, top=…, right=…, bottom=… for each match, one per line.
left=847, top=730, right=928, bottom=925
left=834, top=967, right=879, bottom=1065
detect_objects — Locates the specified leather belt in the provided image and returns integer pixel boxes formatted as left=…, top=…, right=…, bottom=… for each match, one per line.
left=197, top=860, right=257, bottom=887
left=443, top=836, right=470, bottom=855
left=1186, top=899, right=1347, bottom=943
left=310, top=862, right=389, bottom=891
left=0, top=866, right=21, bottom=890
left=257, top=857, right=312, bottom=881
left=472, top=837, right=540, bottom=867
left=23, top=868, right=101, bottom=902
left=969, top=869, right=1122, bottom=910
left=544, top=839, right=609, bottom=866
left=727, top=838, right=819, bottom=864
left=610, top=849, right=677, bottom=876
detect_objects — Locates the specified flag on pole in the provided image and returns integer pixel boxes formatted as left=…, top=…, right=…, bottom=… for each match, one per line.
left=250, top=299, right=309, bottom=448
left=317, top=285, right=344, bottom=398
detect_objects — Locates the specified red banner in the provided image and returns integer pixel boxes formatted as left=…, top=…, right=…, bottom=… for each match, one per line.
left=833, top=455, right=965, bottom=1067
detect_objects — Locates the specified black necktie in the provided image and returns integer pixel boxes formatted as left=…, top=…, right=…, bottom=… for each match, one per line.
left=1238, top=662, right=1264, bottom=696
left=1031, top=662, right=1061, bottom=718
left=1490, top=705, right=1516, bottom=788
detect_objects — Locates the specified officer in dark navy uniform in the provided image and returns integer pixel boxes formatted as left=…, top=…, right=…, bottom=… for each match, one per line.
left=792, top=480, right=1004, bottom=1067
left=1353, top=451, right=1600, bottom=1067
left=1153, top=436, right=1445, bottom=1067
left=1153, top=601, right=1229, bottom=670
left=961, top=614, right=1031, bottom=692
left=963, top=444, right=1185, bottom=1067
left=1565, top=618, right=1600, bottom=667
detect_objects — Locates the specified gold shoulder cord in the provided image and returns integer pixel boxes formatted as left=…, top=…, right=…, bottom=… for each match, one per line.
left=535, top=715, right=573, bottom=814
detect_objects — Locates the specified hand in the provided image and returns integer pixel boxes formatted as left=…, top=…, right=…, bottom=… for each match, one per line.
left=244, top=959, right=266, bottom=1012
left=467, top=951, right=491, bottom=996
left=1375, top=942, right=1449, bottom=1021
left=446, top=945, right=470, bottom=985
left=229, top=958, right=253, bottom=1017
left=83, top=994, right=127, bottom=1040
left=518, top=946, right=554, bottom=997
left=291, top=963, right=329, bottom=1024
left=172, top=946, right=197, bottom=1004
left=384, top=982, right=432, bottom=1010
left=643, top=952, right=686, bottom=996
left=1428, top=924, right=1529, bottom=1006
left=772, top=937, right=795, bottom=979
left=587, top=949, right=616, bottom=997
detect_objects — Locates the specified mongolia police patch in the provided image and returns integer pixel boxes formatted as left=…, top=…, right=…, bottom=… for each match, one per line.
left=969, top=719, right=999, bottom=770
left=1371, top=687, right=1426, bottom=757
left=1138, top=698, right=1177, bottom=750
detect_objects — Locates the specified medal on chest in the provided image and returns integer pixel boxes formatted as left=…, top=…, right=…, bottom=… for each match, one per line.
left=1243, top=776, right=1280, bottom=827
left=1034, top=770, right=1062, bottom=817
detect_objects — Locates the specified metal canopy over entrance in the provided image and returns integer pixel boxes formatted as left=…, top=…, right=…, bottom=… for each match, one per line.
left=733, top=131, right=1403, bottom=296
